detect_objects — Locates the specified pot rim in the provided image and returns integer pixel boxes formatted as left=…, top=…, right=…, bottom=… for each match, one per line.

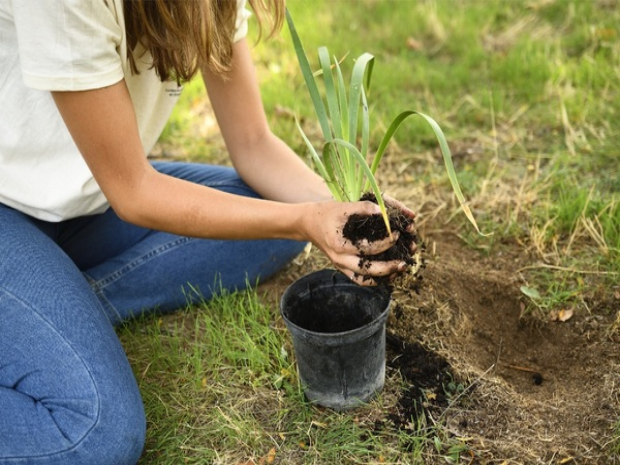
left=280, top=269, right=391, bottom=340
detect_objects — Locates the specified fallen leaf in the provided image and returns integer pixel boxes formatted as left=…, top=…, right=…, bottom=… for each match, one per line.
left=311, top=420, right=328, bottom=429
left=558, top=308, right=574, bottom=322
left=406, top=37, right=423, bottom=51
left=596, top=27, right=617, bottom=41
left=550, top=308, right=574, bottom=322
left=266, top=447, right=276, bottom=465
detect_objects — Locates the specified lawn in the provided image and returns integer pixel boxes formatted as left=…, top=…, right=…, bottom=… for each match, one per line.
left=119, top=0, right=620, bottom=463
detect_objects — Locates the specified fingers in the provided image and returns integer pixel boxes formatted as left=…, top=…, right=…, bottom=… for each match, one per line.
left=382, top=194, right=417, bottom=233
left=340, top=259, right=407, bottom=287
left=309, top=198, right=418, bottom=287
left=353, top=231, right=400, bottom=256
left=382, top=194, right=415, bottom=219
left=333, top=253, right=406, bottom=287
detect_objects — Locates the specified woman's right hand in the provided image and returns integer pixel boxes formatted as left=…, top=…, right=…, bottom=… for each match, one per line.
left=301, top=200, right=407, bottom=286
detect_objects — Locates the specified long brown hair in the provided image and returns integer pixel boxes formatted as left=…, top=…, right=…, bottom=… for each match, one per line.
left=123, top=0, right=285, bottom=83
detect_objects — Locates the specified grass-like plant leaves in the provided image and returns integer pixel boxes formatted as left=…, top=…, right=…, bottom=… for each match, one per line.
left=286, top=9, right=486, bottom=237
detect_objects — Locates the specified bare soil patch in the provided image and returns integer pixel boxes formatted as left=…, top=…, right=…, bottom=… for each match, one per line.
left=390, top=231, right=620, bottom=463
left=264, top=228, right=620, bottom=464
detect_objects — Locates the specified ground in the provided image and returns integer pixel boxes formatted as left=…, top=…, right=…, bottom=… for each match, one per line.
left=261, top=225, right=620, bottom=464
left=152, top=93, right=620, bottom=462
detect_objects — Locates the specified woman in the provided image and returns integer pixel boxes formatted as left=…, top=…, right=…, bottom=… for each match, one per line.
left=0, top=0, right=414, bottom=463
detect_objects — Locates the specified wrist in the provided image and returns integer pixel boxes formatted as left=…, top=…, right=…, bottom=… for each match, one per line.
left=294, top=202, right=321, bottom=244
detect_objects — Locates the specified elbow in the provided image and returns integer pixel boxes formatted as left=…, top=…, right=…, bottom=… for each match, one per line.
left=108, top=197, right=143, bottom=226
left=103, top=166, right=157, bottom=227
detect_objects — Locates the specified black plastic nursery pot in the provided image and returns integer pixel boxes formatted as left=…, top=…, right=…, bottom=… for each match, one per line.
left=280, top=269, right=391, bottom=410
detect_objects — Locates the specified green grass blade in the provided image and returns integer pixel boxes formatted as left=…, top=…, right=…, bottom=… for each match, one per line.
left=348, top=53, right=374, bottom=145
left=370, top=111, right=488, bottom=236
left=329, top=138, right=392, bottom=237
left=286, top=9, right=331, bottom=142
left=334, top=59, right=349, bottom=144
left=295, top=118, right=342, bottom=201
left=318, top=47, right=342, bottom=141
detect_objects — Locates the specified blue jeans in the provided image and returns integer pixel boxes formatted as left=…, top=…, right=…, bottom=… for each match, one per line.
left=0, top=162, right=306, bottom=464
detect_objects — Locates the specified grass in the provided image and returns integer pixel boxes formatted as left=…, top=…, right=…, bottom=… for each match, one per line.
left=125, top=0, right=620, bottom=462
left=118, top=285, right=425, bottom=464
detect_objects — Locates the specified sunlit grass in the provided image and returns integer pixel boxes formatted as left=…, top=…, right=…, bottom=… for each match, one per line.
left=118, top=285, right=437, bottom=464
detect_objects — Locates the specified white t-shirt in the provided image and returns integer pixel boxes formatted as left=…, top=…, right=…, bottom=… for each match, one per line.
left=0, top=0, right=251, bottom=221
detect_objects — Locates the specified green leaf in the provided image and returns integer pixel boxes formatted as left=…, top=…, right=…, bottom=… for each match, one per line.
left=520, top=286, right=541, bottom=299
left=328, top=138, right=392, bottom=237
left=355, top=85, right=370, bottom=199
left=286, top=10, right=331, bottom=142
left=318, top=47, right=342, bottom=141
left=370, top=111, right=490, bottom=236
left=347, top=53, right=374, bottom=146
left=295, top=118, right=342, bottom=201
left=334, top=59, right=349, bottom=146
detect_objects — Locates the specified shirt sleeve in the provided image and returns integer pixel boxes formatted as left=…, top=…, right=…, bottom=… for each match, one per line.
left=12, top=0, right=124, bottom=91
left=233, top=0, right=252, bottom=43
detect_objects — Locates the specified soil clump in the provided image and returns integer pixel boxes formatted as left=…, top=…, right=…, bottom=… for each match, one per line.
left=342, top=192, right=424, bottom=287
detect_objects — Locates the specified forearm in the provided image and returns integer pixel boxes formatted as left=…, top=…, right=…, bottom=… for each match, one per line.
left=126, top=167, right=314, bottom=241
left=230, top=131, right=331, bottom=204
left=202, top=40, right=332, bottom=204
left=51, top=82, right=314, bottom=242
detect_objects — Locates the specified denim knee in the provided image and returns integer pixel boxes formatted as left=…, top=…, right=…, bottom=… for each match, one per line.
left=52, top=396, right=146, bottom=465
left=0, top=379, right=145, bottom=465
left=75, top=396, right=146, bottom=465
left=0, top=296, right=146, bottom=464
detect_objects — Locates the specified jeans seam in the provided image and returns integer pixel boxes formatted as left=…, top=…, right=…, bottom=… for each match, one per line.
left=82, top=274, right=123, bottom=325
left=85, top=236, right=195, bottom=320
left=88, top=236, right=195, bottom=290
left=0, top=287, right=101, bottom=460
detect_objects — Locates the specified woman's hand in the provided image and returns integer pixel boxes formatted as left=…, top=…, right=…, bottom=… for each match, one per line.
left=382, top=194, right=419, bottom=255
left=301, top=199, right=409, bottom=286
left=383, top=194, right=416, bottom=232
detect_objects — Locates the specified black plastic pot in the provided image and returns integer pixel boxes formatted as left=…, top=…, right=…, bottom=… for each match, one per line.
left=280, top=269, right=391, bottom=410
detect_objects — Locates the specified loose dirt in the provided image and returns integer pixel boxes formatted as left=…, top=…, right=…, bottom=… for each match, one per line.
left=388, top=231, right=620, bottom=464
left=265, top=228, right=620, bottom=464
